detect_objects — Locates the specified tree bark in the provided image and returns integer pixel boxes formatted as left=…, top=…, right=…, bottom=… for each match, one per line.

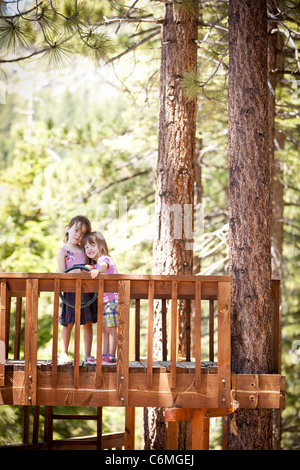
left=227, top=0, right=273, bottom=449
left=144, top=1, right=198, bottom=450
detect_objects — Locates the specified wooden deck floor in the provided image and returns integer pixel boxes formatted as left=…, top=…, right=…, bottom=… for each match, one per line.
left=4, top=359, right=218, bottom=373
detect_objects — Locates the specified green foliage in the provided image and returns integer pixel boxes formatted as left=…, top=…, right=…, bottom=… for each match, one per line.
left=0, top=16, right=35, bottom=52
left=0, top=0, right=114, bottom=67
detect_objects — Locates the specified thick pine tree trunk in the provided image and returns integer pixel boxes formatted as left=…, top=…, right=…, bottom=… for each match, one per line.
left=227, top=0, right=273, bottom=449
left=143, top=1, right=198, bottom=450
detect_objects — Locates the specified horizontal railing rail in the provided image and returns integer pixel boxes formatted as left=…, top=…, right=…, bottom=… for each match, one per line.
left=0, top=273, right=280, bottom=409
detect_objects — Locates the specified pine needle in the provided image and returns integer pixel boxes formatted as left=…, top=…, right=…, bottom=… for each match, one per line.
left=0, top=17, right=35, bottom=53
left=180, top=69, right=199, bottom=101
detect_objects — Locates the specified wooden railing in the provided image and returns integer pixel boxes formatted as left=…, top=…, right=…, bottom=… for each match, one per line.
left=0, top=273, right=281, bottom=410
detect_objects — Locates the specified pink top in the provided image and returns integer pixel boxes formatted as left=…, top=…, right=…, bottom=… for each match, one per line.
left=63, top=249, right=86, bottom=269
left=95, top=255, right=118, bottom=303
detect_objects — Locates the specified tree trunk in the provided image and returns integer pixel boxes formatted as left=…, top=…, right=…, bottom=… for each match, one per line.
left=143, top=1, right=198, bottom=450
left=227, top=0, right=273, bottom=449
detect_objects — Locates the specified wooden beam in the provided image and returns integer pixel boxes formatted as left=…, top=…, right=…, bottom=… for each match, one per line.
left=170, top=281, right=178, bottom=389
left=195, top=280, right=201, bottom=388
left=217, top=282, right=231, bottom=407
left=147, top=280, right=154, bottom=389
left=74, top=279, right=82, bottom=389
left=116, top=280, right=130, bottom=405
left=51, top=279, right=60, bottom=387
left=0, top=368, right=284, bottom=409
left=24, top=279, right=39, bottom=405
left=96, top=280, right=104, bottom=388
left=125, top=407, right=135, bottom=450
left=192, top=409, right=209, bottom=450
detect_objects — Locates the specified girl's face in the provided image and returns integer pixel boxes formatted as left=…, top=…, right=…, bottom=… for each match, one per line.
left=84, top=239, right=99, bottom=261
left=67, top=223, right=88, bottom=246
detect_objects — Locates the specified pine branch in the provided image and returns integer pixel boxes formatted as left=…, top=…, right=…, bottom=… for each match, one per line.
left=102, top=16, right=163, bottom=26
left=106, top=28, right=160, bottom=64
left=75, top=169, right=152, bottom=203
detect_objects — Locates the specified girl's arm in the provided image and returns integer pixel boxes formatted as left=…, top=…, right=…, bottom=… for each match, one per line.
left=90, top=261, right=109, bottom=278
left=57, top=248, right=66, bottom=273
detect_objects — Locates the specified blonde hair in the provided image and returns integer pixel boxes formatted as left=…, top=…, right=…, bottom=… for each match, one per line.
left=82, top=231, right=109, bottom=265
left=64, top=215, right=92, bottom=243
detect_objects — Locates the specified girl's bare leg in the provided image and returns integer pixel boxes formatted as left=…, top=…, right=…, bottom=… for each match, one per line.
left=83, top=321, right=93, bottom=359
left=103, top=326, right=117, bottom=357
left=61, top=323, right=74, bottom=355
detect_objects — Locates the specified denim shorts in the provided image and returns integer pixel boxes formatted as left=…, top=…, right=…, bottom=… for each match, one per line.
left=103, top=299, right=118, bottom=327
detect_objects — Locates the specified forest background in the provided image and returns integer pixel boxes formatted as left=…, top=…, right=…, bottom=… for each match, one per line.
left=0, top=0, right=299, bottom=449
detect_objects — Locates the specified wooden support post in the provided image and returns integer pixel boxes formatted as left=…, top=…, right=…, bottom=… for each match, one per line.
left=32, top=406, right=40, bottom=444
left=195, top=280, right=202, bottom=388
left=117, top=280, right=130, bottom=405
left=24, top=279, right=39, bottom=405
left=217, top=282, right=231, bottom=407
left=52, top=279, right=60, bottom=387
left=44, top=406, right=53, bottom=450
left=74, top=279, right=82, bottom=389
left=166, top=408, right=209, bottom=450
left=96, top=280, right=104, bottom=388
left=166, top=409, right=193, bottom=450
left=23, top=406, right=30, bottom=445
left=167, top=421, right=178, bottom=450
left=125, top=407, right=135, bottom=450
left=192, top=409, right=209, bottom=450
left=170, top=281, right=178, bottom=389
left=147, top=280, right=154, bottom=389
left=97, top=407, right=102, bottom=451
left=195, top=281, right=201, bottom=388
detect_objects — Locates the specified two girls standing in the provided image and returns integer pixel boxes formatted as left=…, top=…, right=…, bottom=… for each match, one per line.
left=57, top=215, right=118, bottom=365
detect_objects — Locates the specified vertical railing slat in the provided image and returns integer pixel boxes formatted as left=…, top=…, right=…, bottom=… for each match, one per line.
left=74, top=279, right=81, bottom=389
left=117, top=280, right=130, bottom=405
left=135, top=299, right=140, bottom=362
left=195, top=280, right=201, bottom=389
left=162, top=299, right=167, bottom=361
left=209, top=299, right=215, bottom=362
left=24, top=279, right=39, bottom=405
left=96, top=279, right=104, bottom=388
left=186, top=299, right=191, bottom=362
left=5, top=296, right=11, bottom=359
left=0, top=280, right=7, bottom=386
left=217, top=281, right=231, bottom=407
left=14, top=297, right=22, bottom=360
left=147, top=280, right=154, bottom=389
left=170, top=281, right=178, bottom=389
left=51, top=279, right=60, bottom=387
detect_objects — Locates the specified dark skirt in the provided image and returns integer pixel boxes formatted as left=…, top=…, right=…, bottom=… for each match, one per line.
left=59, top=292, right=98, bottom=326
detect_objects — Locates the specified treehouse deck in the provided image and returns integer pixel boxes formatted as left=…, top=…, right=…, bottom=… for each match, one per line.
left=0, top=273, right=284, bottom=413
